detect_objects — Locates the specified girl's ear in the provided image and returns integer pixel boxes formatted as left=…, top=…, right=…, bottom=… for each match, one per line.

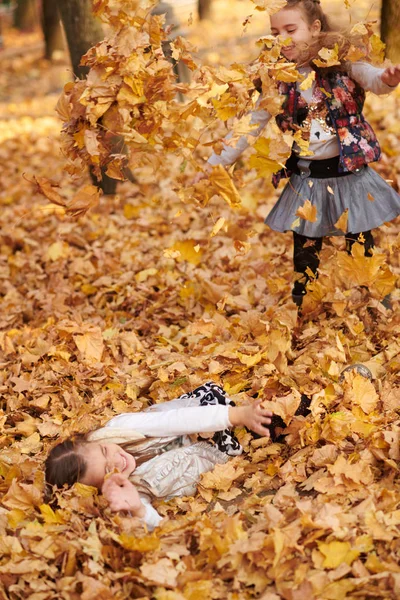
left=311, top=19, right=322, bottom=37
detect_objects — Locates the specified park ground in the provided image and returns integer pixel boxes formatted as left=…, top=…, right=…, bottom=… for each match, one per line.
left=1, top=1, right=400, bottom=599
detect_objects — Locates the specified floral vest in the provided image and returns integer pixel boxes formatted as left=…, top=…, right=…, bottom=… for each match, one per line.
left=271, top=69, right=381, bottom=188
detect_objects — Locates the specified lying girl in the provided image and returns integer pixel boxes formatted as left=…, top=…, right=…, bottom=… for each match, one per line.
left=45, top=382, right=275, bottom=530
left=46, top=366, right=369, bottom=528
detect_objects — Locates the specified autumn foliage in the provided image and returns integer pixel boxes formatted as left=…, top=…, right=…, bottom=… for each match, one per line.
left=0, top=0, right=400, bottom=598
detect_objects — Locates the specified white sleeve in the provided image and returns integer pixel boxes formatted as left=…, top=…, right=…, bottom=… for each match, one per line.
left=139, top=496, right=163, bottom=530
left=208, top=106, right=271, bottom=167
left=106, top=405, right=232, bottom=437
left=349, top=61, right=397, bottom=95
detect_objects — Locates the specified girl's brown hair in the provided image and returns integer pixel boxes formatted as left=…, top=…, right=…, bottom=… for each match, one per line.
left=45, top=435, right=88, bottom=488
left=45, top=435, right=158, bottom=489
left=285, top=0, right=332, bottom=32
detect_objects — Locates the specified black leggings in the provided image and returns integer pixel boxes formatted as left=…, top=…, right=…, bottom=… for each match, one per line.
left=292, top=231, right=375, bottom=295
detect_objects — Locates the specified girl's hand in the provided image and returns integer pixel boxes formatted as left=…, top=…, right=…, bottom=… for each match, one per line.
left=381, top=65, right=400, bottom=88
left=229, top=400, right=273, bottom=437
left=102, top=473, right=145, bottom=517
left=189, top=163, right=213, bottom=186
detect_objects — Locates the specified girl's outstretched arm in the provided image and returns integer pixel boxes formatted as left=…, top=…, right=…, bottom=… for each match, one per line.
left=106, top=403, right=272, bottom=438
left=207, top=106, right=271, bottom=168
left=349, top=62, right=399, bottom=95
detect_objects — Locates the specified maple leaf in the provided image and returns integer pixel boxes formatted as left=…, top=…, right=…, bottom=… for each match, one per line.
left=296, top=199, right=318, bottom=223
left=299, top=70, right=316, bottom=91
left=209, top=164, right=242, bottom=208
left=345, top=374, right=378, bottom=414
left=335, top=208, right=348, bottom=232
left=318, top=540, right=360, bottom=568
left=73, top=326, right=104, bottom=363
left=250, top=0, right=288, bottom=15
left=313, top=44, right=341, bottom=68
left=336, top=243, right=387, bottom=287
left=248, top=136, right=285, bottom=178
left=66, top=184, right=100, bottom=218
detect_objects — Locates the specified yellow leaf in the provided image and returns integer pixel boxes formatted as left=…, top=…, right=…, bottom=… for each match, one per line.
left=335, top=209, right=348, bottom=232
left=2, top=480, right=41, bottom=511
left=299, top=69, right=316, bottom=91
left=209, top=164, right=241, bottom=208
left=7, top=509, right=27, bottom=528
left=350, top=23, right=368, bottom=35
left=140, top=558, right=179, bottom=588
left=135, top=268, right=158, bottom=282
left=318, top=540, right=360, bottom=568
left=210, top=217, right=226, bottom=237
left=336, top=243, right=388, bottom=287
left=67, top=184, right=100, bottom=218
left=250, top=0, right=288, bottom=15
left=370, top=34, right=385, bottom=63
left=200, top=460, right=245, bottom=492
left=81, top=283, right=97, bottom=296
left=248, top=137, right=284, bottom=179
left=196, top=83, right=229, bottom=108
left=212, top=93, right=238, bottom=120
left=291, top=216, right=301, bottom=228
left=73, top=326, right=104, bottom=362
left=313, top=44, right=341, bottom=68
left=236, top=351, right=264, bottom=367
left=346, top=374, right=379, bottom=414
left=39, top=504, right=65, bottom=524
left=296, top=199, right=317, bottom=223
left=45, top=241, right=70, bottom=262
left=170, top=240, right=203, bottom=265
left=118, top=533, right=160, bottom=552
left=368, top=192, right=375, bottom=202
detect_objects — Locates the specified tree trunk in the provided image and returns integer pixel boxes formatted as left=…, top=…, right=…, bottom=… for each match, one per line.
left=381, top=0, right=400, bottom=62
left=56, top=0, right=103, bottom=79
left=42, top=0, right=64, bottom=60
left=56, top=0, right=117, bottom=194
left=14, top=0, right=39, bottom=30
left=198, top=0, right=212, bottom=20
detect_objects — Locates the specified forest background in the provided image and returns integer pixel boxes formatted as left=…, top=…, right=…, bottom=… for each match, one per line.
left=0, top=0, right=400, bottom=599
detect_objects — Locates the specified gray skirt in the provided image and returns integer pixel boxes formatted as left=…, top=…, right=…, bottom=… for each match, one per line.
left=265, top=161, right=400, bottom=238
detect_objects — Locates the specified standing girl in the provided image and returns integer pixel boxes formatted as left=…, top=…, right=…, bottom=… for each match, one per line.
left=45, top=382, right=274, bottom=530
left=202, top=0, right=400, bottom=306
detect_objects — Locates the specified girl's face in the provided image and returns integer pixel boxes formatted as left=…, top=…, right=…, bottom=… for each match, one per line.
left=270, top=8, right=321, bottom=62
left=79, top=443, right=136, bottom=488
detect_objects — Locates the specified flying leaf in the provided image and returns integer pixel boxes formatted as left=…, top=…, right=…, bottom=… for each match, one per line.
left=248, top=137, right=284, bottom=179
left=299, top=70, right=316, bottom=91
left=314, top=44, right=341, bottom=68
left=250, top=0, right=288, bottom=15
left=296, top=200, right=317, bottom=223
left=334, top=209, right=348, bottom=232
left=209, top=164, right=242, bottom=208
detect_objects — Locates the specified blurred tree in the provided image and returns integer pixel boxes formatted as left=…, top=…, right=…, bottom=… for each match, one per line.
left=57, top=0, right=118, bottom=194
left=14, top=0, right=38, bottom=30
left=56, top=0, right=103, bottom=79
left=198, top=0, right=212, bottom=20
left=381, top=0, right=400, bottom=62
left=42, top=0, right=64, bottom=60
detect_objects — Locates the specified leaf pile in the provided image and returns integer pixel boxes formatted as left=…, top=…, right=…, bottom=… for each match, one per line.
left=1, top=1, right=400, bottom=598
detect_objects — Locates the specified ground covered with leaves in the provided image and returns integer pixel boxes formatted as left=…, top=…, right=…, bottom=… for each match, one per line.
left=1, top=1, right=400, bottom=599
